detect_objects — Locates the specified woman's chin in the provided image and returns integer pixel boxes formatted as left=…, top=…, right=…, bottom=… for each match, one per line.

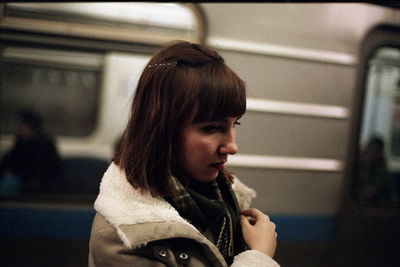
left=191, top=172, right=219, bottom=183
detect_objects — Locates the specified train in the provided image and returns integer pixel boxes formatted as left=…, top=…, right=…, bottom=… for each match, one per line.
left=1, top=2, right=400, bottom=266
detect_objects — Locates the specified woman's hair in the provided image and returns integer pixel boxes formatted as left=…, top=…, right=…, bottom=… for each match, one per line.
left=113, top=41, right=246, bottom=198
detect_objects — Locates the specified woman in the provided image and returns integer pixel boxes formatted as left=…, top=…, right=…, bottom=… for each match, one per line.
left=89, top=41, right=279, bottom=267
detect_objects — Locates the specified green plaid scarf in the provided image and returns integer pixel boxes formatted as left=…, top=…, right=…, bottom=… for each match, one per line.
left=166, top=174, right=247, bottom=264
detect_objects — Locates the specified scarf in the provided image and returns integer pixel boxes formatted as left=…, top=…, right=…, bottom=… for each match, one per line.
left=165, top=174, right=247, bottom=264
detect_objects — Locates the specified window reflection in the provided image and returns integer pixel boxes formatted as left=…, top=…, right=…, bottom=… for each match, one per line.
left=357, top=47, right=400, bottom=206
left=0, top=60, right=101, bottom=137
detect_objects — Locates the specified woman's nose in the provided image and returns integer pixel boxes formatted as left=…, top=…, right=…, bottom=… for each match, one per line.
left=219, top=131, right=238, bottom=155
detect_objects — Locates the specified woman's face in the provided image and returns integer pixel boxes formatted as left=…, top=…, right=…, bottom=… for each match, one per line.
left=178, top=116, right=240, bottom=182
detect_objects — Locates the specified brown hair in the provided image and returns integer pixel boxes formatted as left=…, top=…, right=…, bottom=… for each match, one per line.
left=113, top=41, right=246, bottom=197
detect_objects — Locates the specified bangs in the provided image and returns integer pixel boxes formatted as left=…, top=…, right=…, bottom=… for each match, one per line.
left=192, top=64, right=246, bottom=122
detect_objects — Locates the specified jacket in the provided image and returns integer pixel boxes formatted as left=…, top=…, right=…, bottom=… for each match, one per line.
left=89, top=162, right=279, bottom=267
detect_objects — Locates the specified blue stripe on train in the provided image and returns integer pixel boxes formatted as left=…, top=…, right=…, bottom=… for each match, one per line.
left=0, top=207, right=336, bottom=241
left=270, top=214, right=337, bottom=241
left=0, top=207, right=96, bottom=239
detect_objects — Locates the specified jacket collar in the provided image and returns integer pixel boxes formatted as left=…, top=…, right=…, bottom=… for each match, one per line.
left=94, top=162, right=195, bottom=229
left=93, top=162, right=256, bottom=250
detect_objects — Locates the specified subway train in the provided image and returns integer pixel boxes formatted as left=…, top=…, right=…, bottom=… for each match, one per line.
left=1, top=2, right=400, bottom=266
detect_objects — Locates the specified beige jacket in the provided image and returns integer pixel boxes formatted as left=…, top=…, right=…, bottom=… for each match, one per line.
left=89, top=163, right=279, bottom=267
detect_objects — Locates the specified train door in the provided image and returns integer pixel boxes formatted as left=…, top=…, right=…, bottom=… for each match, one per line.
left=335, top=25, right=400, bottom=267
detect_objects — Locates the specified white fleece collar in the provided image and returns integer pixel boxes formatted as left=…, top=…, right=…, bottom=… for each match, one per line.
left=94, top=162, right=196, bottom=229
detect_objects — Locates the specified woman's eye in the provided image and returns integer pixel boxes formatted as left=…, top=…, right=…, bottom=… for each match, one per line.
left=202, top=125, right=223, bottom=133
left=234, top=121, right=241, bottom=127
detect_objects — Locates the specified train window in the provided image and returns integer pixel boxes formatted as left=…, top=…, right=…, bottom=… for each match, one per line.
left=0, top=2, right=203, bottom=200
left=357, top=46, right=400, bottom=207
left=0, top=47, right=103, bottom=137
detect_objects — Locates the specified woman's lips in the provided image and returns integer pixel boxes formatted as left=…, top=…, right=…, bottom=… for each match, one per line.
left=210, top=162, right=225, bottom=170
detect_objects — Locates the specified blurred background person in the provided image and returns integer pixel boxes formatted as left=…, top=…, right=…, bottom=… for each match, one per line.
left=0, top=107, right=62, bottom=194
left=357, top=136, right=395, bottom=204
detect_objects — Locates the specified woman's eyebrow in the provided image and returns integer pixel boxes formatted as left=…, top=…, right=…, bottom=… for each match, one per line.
left=194, top=116, right=241, bottom=124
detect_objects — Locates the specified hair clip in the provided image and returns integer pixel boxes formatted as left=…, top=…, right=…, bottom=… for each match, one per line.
left=147, top=61, right=177, bottom=68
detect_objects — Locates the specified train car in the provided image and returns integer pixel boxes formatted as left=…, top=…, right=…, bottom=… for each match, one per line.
left=1, top=2, right=399, bottom=266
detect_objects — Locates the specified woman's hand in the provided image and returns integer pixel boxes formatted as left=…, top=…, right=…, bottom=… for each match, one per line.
left=240, top=208, right=277, bottom=258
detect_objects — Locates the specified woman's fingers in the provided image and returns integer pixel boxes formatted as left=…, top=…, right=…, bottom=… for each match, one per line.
left=240, top=208, right=277, bottom=258
left=241, top=208, right=264, bottom=218
left=241, top=208, right=272, bottom=225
